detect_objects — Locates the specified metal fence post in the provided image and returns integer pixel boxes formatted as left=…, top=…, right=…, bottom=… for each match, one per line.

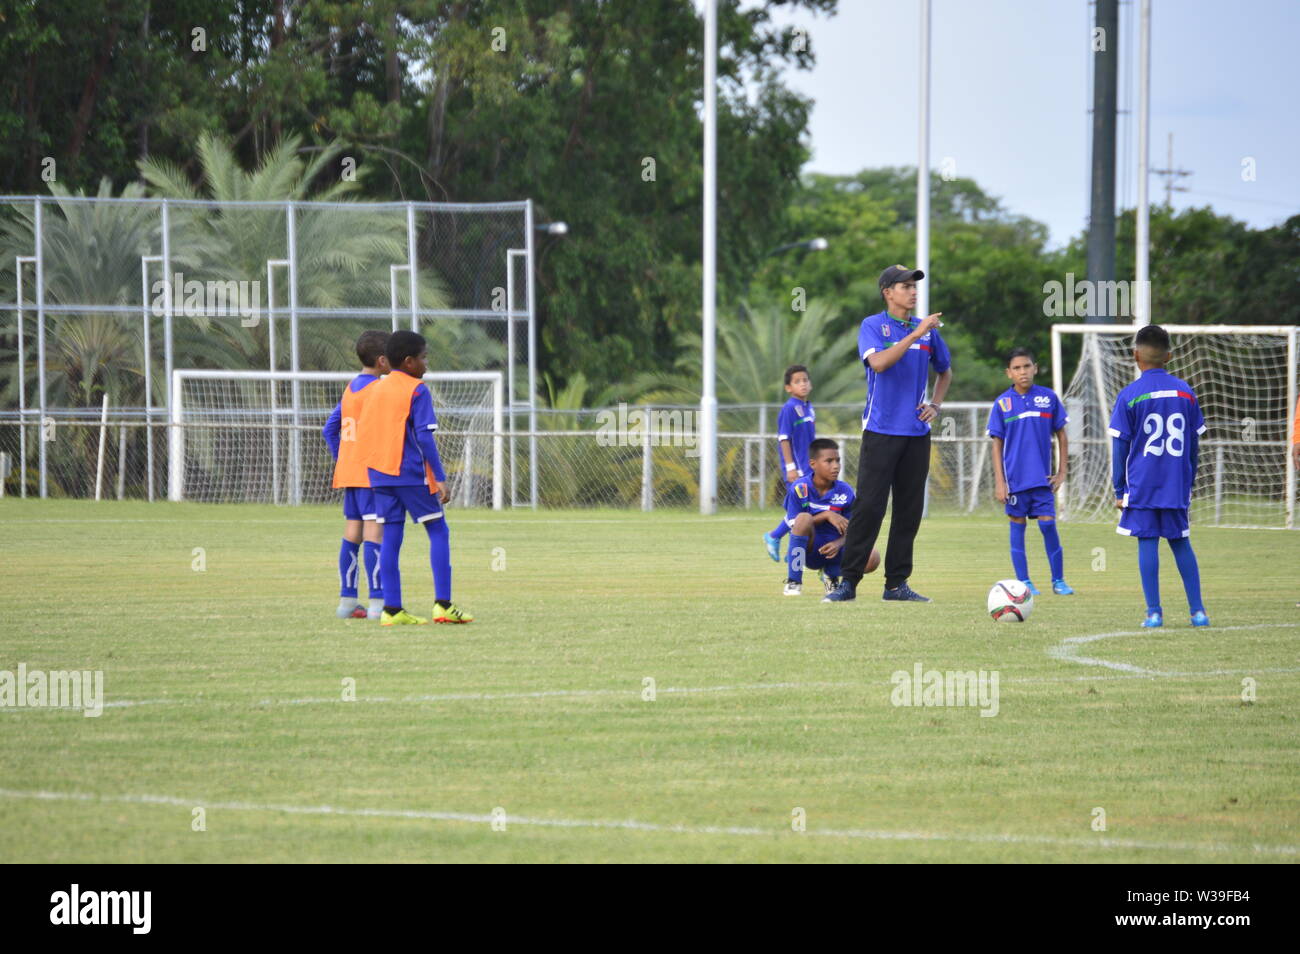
left=758, top=404, right=767, bottom=509
left=286, top=203, right=302, bottom=505
left=525, top=200, right=538, bottom=509
left=15, top=255, right=34, bottom=497
left=140, top=254, right=161, bottom=501
left=35, top=198, right=47, bottom=498
left=406, top=203, right=418, bottom=332
left=161, top=199, right=174, bottom=500
left=641, top=419, right=653, bottom=511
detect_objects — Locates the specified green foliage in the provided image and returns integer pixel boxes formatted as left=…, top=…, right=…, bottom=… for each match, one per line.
left=635, top=298, right=862, bottom=406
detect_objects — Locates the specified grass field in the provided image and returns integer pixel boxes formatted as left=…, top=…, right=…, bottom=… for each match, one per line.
left=1, top=499, right=1297, bottom=863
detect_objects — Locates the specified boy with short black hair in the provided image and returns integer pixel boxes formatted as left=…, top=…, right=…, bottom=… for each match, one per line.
left=357, top=329, right=472, bottom=625
left=763, top=364, right=816, bottom=561
left=322, top=329, right=390, bottom=619
left=782, top=438, right=879, bottom=596
left=1109, top=324, right=1208, bottom=628
left=987, top=347, right=1074, bottom=596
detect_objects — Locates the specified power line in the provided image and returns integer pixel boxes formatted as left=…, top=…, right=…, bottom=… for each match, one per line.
left=1150, top=131, right=1192, bottom=206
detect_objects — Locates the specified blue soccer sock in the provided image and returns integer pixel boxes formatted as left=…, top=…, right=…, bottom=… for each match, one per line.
left=770, top=520, right=790, bottom=540
left=787, top=534, right=810, bottom=584
left=379, top=520, right=405, bottom=610
left=1038, top=519, right=1064, bottom=580
left=1167, top=536, right=1204, bottom=614
left=363, top=541, right=383, bottom=601
left=1138, top=537, right=1162, bottom=614
left=425, top=518, right=452, bottom=604
left=1009, top=521, right=1029, bottom=581
left=338, top=539, right=360, bottom=599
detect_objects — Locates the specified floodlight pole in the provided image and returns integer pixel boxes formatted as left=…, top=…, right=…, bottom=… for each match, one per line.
left=1134, top=0, right=1152, bottom=326
left=917, top=0, right=931, bottom=321
left=699, top=0, right=718, bottom=514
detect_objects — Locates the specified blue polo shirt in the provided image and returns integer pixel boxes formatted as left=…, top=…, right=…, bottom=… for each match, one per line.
left=1108, top=368, right=1205, bottom=509
left=776, top=397, right=816, bottom=477
left=857, top=312, right=951, bottom=436
left=986, top=384, right=1067, bottom=494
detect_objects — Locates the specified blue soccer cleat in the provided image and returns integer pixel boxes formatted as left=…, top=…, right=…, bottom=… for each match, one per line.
left=822, top=579, right=857, bottom=603
left=1051, top=579, right=1074, bottom=595
left=882, top=582, right=931, bottom=603
left=763, top=532, right=781, bottom=562
left=1190, top=610, right=1210, bottom=627
left=1142, top=611, right=1163, bottom=628
left=1021, top=579, right=1041, bottom=596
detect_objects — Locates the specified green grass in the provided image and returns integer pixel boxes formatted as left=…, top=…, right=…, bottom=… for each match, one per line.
left=1, top=499, right=1297, bottom=863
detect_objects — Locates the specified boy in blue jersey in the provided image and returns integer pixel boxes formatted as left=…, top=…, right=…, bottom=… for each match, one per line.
left=357, top=330, right=473, bottom=626
left=322, top=330, right=390, bottom=619
left=988, top=348, right=1074, bottom=596
left=1109, top=324, right=1208, bottom=628
left=763, top=365, right=816, bottom=561
left=783, top=438, right=880, bottom=596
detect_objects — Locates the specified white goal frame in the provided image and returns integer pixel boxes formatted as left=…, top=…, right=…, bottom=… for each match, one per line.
left=169, top=369, right=504, bottom=509
left=1051, top=323, right=1298, bottom=529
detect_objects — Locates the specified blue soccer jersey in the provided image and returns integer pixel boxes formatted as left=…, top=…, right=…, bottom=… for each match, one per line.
left=784, top=475, right=855, bottom=533
left=1108, top=368, right=1206, bottom=509
left=857, top=312, right=951, bottom=436
left=986, top=384, right=1068, bottom=494
left=776, top=397, right=816, bottom=478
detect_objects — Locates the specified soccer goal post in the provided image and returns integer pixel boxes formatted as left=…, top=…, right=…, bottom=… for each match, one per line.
left=169, top=370, right=504, bottom=509
left=1051, top=324, right=1298, bottom=529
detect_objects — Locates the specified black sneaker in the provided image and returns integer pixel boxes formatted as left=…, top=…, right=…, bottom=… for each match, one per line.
left=882, top=582, right=931, bottom=602
left=822, top=579, right=857, bottom=603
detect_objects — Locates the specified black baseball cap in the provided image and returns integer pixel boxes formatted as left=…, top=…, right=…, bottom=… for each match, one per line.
left=878, top=265, right=925, bottom=290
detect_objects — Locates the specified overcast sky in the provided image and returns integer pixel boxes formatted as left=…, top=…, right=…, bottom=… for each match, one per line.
left=760, top=0, right=1300, bottom=248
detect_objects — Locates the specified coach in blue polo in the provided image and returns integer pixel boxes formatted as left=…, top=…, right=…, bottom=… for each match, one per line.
left=824, top=265, right=951, bottom=603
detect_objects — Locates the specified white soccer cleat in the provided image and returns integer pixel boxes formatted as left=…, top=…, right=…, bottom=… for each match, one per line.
left=783, top=581, right=802, bottom=597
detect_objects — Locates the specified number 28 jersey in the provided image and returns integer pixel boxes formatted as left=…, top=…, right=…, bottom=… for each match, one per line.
left=1108, top=367, right=1206, bottom=509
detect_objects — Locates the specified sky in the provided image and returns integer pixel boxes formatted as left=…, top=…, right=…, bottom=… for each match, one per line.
left=762, top=0, right=1300, bottom=249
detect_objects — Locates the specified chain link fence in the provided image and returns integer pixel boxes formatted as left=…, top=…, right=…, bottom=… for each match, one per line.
left=0, top=194, right=539, bottom=498
left=0, top=401, right=1006, bottom=516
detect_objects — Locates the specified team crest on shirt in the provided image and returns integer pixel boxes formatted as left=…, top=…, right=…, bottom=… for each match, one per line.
left=998, top=397, right=1012, bottom=413
left=881, top=323, right=891, bottom=338
left=794, top=482, right=808, bottom=499
left=1033, top=394, right=1051, bottom=408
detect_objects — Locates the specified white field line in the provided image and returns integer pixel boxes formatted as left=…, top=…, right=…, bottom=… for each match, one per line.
left=1047, top=622, right=1300, bottom=676
left=0, top=787, right=1292, bottom=857
left=6, top=657, right=1300, bottom=714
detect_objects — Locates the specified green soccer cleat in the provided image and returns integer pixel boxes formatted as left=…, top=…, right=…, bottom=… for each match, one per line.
left=379, top=609, right=429, bottom=626
left=432, top=602, right=474, bottom=624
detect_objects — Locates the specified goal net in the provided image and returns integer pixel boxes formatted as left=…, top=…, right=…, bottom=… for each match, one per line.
left=169, top=370, right=503, bottom=508
left=1051, top=324, right=1298, bottom=529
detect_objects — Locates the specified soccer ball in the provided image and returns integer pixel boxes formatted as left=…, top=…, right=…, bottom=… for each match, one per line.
left=987, top=580, right=1033, bottom=622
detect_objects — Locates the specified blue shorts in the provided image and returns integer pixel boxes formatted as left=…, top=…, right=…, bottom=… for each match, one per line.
left=342, top=487, right=377, bottom=521
left=1117, top=506, right=1189, bottom=539
left=1005, top=486, right=1056, bottom=519
left=373, top=485, right=445, bottom=525
left=801, top=531, right=844, bottom=571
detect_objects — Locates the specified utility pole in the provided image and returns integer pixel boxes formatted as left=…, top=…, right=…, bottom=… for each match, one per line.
left=1151, top=132, right=1193, bottom=207
left=1086, top=0, right=1119, bottom=324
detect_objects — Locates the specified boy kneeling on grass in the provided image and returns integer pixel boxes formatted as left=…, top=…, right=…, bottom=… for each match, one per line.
left=782, top=438, right=879, bottom=597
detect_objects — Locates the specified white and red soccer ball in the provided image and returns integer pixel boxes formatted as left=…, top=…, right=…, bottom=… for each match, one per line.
left=987, top=579, right=1034, bottom=622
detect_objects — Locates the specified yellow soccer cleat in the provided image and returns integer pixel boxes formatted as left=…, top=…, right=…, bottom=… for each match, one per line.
left=379, top=608, right=429, bottom=626
left=432, top=602, right=473, bottom=624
